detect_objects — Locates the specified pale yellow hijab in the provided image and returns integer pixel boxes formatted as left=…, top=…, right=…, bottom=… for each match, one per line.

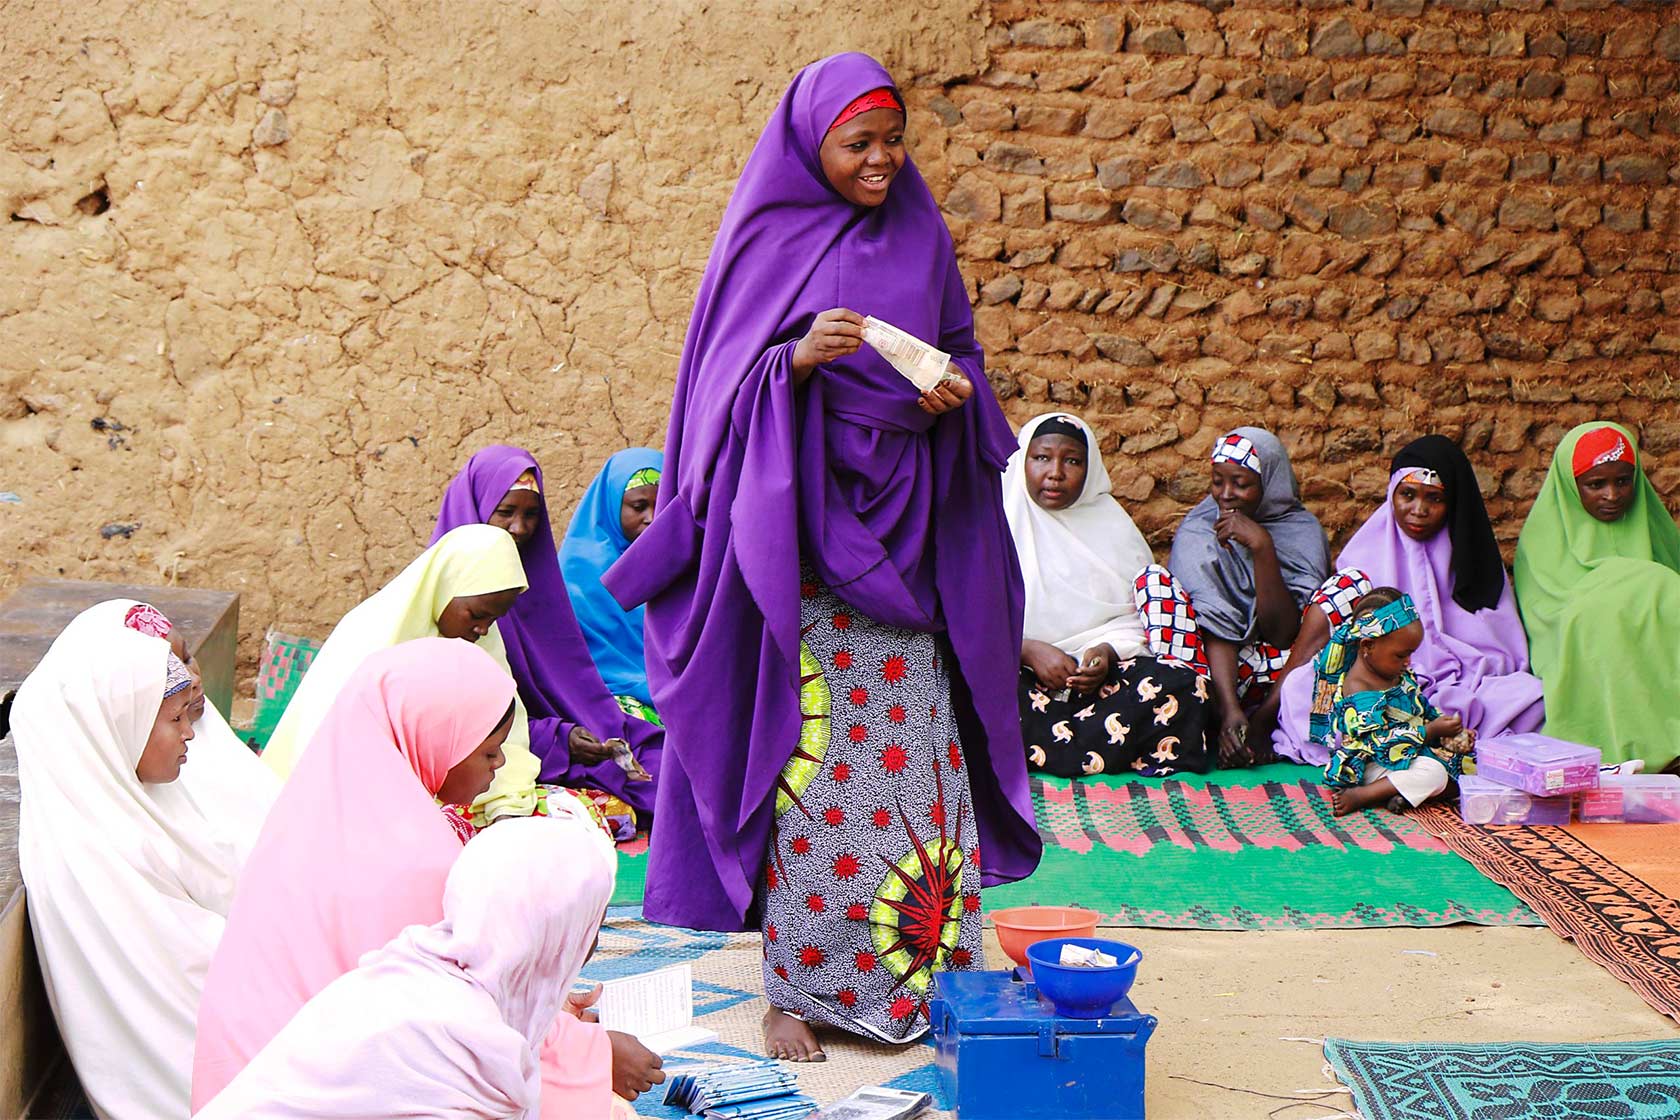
left=262, top=524, right=542, bottom=821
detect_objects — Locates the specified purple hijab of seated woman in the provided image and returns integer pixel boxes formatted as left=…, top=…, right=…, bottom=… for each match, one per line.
left=432, top=444, right=662, bottom=817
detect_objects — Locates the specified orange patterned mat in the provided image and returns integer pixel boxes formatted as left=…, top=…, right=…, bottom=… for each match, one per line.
left=1415, top=807, right=1680, bottom=1023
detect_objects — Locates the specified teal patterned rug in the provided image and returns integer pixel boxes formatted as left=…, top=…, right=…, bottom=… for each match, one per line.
left=1325, top=1038, right=1680, bottom=1120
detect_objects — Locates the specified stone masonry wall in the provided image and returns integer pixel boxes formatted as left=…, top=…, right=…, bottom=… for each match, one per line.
left=927, top=0, right=1680, bottom=550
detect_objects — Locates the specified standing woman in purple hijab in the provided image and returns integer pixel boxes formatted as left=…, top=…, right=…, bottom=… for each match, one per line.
left=433, top=445, right=664, bottom=828
left=605, top=54, right=1040, bottom=1060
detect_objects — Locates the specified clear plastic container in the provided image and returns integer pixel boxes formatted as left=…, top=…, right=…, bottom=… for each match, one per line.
left=1473, top=733, right=1601, bottom=796
left=1578, top=774, right=1680, bottom=824
left=1458, top=774, right=1573, bottom=826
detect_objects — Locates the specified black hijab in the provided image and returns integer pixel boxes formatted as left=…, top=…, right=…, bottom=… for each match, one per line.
left=1390, top=435, right=1504, bottom=612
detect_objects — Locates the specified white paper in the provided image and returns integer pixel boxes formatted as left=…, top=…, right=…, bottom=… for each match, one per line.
left=596, top=963, right=719, bottom=1054
left=808, top=1086, right=932, bottom=1120
left=1058, top=943, right=1118, bottom=968
left=862, top=316, right=953, bottom=393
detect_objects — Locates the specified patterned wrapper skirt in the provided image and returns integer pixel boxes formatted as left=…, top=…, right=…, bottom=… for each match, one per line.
left=1019, top=654, right=1211, bottom=778
left=760, top=579, right=983, bottom=1043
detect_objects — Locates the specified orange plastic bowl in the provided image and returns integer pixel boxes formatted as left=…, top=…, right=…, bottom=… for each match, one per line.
left=990, top=905, right=1101, bottom=972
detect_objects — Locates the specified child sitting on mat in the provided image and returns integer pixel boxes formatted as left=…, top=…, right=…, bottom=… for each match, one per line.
left=1316, top=587, right=1475, bottom=816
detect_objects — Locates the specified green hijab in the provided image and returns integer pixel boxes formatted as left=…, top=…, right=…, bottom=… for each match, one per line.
left=1514, top=422, right=1680, bottom=767
left=1515, top=422, right=1680, bottom=670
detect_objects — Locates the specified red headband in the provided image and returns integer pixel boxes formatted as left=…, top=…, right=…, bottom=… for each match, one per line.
left=828, top=87, right=903, bottom=134
left=1571, top=426, right=1634, bottom=477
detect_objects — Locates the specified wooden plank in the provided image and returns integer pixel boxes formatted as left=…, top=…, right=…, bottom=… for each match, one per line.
left=0, top=888, right=64, bottom=1119
left=0, top=580, right=239, bottom=715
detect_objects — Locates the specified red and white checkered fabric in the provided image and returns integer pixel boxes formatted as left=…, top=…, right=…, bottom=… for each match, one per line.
left=1134, top=564, right=1210, bottom=675
left=1211, top=433, right=1261, bottom=474
left=1309, top=568, right=1374, bottom=627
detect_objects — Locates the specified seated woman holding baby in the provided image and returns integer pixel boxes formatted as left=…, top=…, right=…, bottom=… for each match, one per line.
left=1005, top=413, right=1209, bottom=776
left=1268, top=435, right=1544, bottom=766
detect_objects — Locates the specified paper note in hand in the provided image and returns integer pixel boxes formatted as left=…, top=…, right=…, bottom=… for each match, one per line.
left=596, top=963, right=718, bottom=1054
left=862, top=316, right=953, bottom=393
left=606, top=737, right=653, bottom=782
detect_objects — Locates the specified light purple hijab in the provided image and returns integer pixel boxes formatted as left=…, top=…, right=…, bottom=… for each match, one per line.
left=604, top=52, right=1038, bottom=932
left=1273, top=468, right=1544, bottom=765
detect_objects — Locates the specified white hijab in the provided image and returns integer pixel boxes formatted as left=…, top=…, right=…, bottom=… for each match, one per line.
left=1003, top=413, right=1155, bottom=660
left=10, top=600, right=277, bottom=1120
left=197, top=814, right=617, bottom=1120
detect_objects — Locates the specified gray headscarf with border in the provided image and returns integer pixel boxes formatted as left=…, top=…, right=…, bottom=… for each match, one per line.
left=1168, top=427, right=1330, bottom=643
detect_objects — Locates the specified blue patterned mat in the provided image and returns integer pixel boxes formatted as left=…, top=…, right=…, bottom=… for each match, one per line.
left=1324, top=1038, right=1680, bottom=1120
left=585, top=907, right=951, bottom=1117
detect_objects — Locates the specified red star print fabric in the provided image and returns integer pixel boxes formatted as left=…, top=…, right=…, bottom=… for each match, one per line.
left=760, top=578, right=982, bottom=1043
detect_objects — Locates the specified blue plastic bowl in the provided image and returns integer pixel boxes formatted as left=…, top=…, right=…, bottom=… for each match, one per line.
left=1024, top=937, right=1142, bottom=1019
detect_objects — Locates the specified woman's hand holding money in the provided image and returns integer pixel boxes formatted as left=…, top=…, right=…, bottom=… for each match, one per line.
left=918, top=373, right=972, bottom=416
left=792, top=308, right=865, bottom=382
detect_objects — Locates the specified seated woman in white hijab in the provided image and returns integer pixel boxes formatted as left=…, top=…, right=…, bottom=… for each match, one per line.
left=1004, top=414, right=1212, bottom=777
left=196, top=814, right=623, bottom=1120
left=8, top=601, right=277, bottom=1120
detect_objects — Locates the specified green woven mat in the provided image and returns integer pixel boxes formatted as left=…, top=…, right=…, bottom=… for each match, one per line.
left=613, top=841, right=648, bottom=907
left=239, top=627, right=321, bottom=751
left=612, top=764, right=1535, bottom=928
left=983, top=764, right=1538, bottom=929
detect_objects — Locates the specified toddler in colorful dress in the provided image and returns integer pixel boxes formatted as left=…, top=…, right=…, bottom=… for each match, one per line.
left=1316, top=588, right=1475, bottom=816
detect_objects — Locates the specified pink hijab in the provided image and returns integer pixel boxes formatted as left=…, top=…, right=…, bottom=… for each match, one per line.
left=191, top=638, right=517, bottom=1111
left=195, top=816, right=616, bottom=1119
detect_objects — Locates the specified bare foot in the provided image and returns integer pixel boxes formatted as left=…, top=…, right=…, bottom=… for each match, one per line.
left=1331, top=779, right=1400, bottom=817
left=1386, top=794, right=1408, bottom=814
left=763, top=1007, right=826, bottom=1062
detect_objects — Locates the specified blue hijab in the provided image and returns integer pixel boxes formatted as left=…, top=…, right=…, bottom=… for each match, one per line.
left=561, top=449, right=664, bottom=706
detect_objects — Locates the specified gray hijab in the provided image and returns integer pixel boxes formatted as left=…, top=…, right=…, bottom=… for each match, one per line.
left=1168, top=427, right=1330, bottom=643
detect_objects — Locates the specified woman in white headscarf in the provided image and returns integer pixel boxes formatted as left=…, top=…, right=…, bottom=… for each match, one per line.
left=195, top=815, right=622, bottom=1120
left=1004, top=413, right=1211, bottom=777
left=8, top=600, right=276, bottom=1120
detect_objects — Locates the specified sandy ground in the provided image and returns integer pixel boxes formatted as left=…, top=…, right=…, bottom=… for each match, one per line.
left=979, top=924, right=1680, bottom=1120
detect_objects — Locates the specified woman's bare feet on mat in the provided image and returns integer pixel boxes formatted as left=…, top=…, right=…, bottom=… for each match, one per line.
left=1332, top=779, right=1401, bottom=817
left=763, top=1007, right=826, bottom=1062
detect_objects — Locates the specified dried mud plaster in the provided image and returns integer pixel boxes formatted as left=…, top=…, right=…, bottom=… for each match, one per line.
left=0, top=0, right=983, bottom=682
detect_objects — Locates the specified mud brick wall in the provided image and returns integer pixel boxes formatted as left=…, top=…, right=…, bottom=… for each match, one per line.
left=923, top=0, right=1680, bottom=550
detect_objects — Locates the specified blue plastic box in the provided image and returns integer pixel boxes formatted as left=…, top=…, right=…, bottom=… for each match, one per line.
left=931, top=969, right=1157, bottom=1120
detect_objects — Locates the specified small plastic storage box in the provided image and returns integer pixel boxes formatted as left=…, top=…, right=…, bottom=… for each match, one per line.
left=932, top=969, right=1156, bottom=1120
left=1474, top=733, right=1601, bottom=796
left=1578, top=774, right=1680, bottom=824
left=1458, top=774, right=1573, bottom=826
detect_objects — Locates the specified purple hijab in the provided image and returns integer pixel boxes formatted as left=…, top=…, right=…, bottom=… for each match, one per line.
left=604, top=53, right=1039, bottom=932
left=1273, top=466, right=1544, bottom=765
left=432, top=445, right=663, bottom=817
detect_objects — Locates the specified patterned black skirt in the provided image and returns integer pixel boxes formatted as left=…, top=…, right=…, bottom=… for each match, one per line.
left=1019, top=654, right=1211, bottom=778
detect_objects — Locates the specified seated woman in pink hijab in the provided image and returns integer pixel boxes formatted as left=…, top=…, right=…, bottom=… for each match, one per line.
left=192, top=638, right=518, bottom=1108
left=196, top=815, right=622, bottom=1120
left=192, top=638, right=662, bottom=1113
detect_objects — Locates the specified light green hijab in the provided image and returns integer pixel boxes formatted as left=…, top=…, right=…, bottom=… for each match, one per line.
left=1514, top=422, right=1680, bottom=767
